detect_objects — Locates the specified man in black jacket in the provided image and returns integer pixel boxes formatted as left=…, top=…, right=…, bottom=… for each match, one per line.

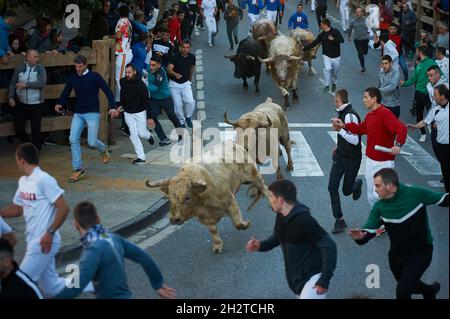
left=119, top=63, right=155, bottom=165
left=328, top=89, right=363, bottom=233
left=303, top=18, right=344, bottom=93
left=247, top=179, right=337, bottom=299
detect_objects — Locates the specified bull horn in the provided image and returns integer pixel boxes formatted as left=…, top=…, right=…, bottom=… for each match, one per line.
left=146, top=178, right=171, bottom=188
left=258, top=56, right=273, bottom=64
left=224, top=111, right=239, bottom=127
left=246, top=55, right=255, bottom=61
left=288, top=55, right=302, bottom=61
left=258, top=115, right=272, bottom=128
left=257, top=35, right=266, bottom=41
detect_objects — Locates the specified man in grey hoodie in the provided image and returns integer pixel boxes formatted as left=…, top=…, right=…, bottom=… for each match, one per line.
left=8, top=50, right=47, bottom=151
left=379, top=54, right=400, bottom=117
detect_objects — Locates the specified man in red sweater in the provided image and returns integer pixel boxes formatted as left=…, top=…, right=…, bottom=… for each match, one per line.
left=168, top=10, right=184, bottom=45
left=332, top=87, right=407, bottom=208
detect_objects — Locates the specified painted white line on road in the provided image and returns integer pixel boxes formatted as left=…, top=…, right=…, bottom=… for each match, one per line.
left=196, top=74, right=204, bottom=81
left=138, top=225, right=184, bottom=249
left=196, top=66, right=203, bottom=73
left=197, top=101, right=205, bottom=109
left=196, top=59, right=203, bottom=66
left=197, top=90, right=205, bottom=100
left=402, top=136, right=441, bottom=175
left=219, top=122, right=333, bottom=128
left=427, top=181, right=444, bottom=188
left=195, top=49, right=202, bottom=54
left=282, top=131, right=324, bottom=177
left=197, top=110, right=207, bottom=121
left=328, top=131, right=367, bottom=176
left=197, top=80, right=204, bottom=90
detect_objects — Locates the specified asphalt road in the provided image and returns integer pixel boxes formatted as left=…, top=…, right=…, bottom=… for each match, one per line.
left=110, top=3, right=448, bottom=299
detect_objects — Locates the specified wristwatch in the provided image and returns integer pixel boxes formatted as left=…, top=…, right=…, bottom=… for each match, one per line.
left=47, top=227, right=56, bottom=236
left=395, top=142, right=403, bottom=147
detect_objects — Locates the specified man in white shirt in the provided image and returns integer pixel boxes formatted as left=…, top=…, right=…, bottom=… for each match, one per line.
left=0, top=216, right=16, bottom=247
left=0, top=143, right=69, bottom=297
left=376, top=33, right=399, bottom=71
left=115, top=5, right=134, bottom=103
left=435, top=47, right=449, bottom=84
left=336, top=0, right=350, bottom=33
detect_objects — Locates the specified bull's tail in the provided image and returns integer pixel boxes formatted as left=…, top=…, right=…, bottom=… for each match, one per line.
left=246, top=184, right=270, bottom=211
left=247, top=190, right=262, bottom=211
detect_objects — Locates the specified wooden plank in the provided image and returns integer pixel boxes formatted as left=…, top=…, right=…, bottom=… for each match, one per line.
left=0, top=115, right=73, bottom=137
left=420, top=15, right=435, bottom=26
left=0, top=84, right=75, bottom=104
left=92, top=40, right=113, bottom=144
left=0, top=50, right=97, bottom=70
left=421, top=0, right=433, bottom=10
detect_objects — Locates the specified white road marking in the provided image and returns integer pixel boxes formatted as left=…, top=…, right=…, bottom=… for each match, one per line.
left=402, top=136, right=441, bottom=175
left=196, top=66, right=203, bottom=73
left=219, top=122, right=333, bottom=128
left=196, top=74, right=204, bottom=81
left=427, top=181, right=444, bottom=188
left=197, top=90, right=205, bottom=100
left=282, top=131, right=324, bottom=177
left=138, top=225, right=184, bottom=249
left=327, top=131, right=367, bottom=176
left=197, top=101, right=206, bottom=109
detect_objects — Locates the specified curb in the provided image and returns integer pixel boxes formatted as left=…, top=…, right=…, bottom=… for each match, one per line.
left=55, top=197, right=169, bottom=266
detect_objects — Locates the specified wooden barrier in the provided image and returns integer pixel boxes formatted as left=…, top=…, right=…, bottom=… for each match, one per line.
left=0, top=40, right=115, bottom=144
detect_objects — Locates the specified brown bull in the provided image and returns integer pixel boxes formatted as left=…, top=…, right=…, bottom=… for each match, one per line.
left=146, top=141, right=269, bottom=254
left=289, top=28, right=320, bottom=75
left=224, top=97, right=294, bottom=180
left=259, top=35, right=303, bottom=110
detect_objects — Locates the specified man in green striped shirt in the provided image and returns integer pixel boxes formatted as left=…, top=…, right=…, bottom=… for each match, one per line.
left=349, top=168, right=448, bottom=299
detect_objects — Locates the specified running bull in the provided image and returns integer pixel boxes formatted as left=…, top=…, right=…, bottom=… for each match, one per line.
left=290, top=28, right=320, bottom=76
left=225, top=37, right=264, bottom=93
left=258, top=35, right=303, bottom=110
left=224, top=97, right=294, bottom=180
left=146, top=141, right=269, bottom=254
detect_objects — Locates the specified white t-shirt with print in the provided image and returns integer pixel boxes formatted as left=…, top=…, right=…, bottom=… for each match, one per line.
left=115, top=17, right=132, bottom=55
left=202, top=0, right=217, bottom=18
left=13, top=167, right=64, bottom=245
left=0, top=216, right=13, bottom=237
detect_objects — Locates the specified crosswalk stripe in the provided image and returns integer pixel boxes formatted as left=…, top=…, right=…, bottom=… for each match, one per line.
left=427, top=181, right=445, bottom=188
left=327, top=131, right=367, bottom=176
left=402, top=136, right=441, bottom=176
left=218, top=122, right=333, bottom=128
left=282, top=131, right=324, bottom=177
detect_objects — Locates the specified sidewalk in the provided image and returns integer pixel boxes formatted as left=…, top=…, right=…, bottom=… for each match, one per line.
left=0, top=119, right=183, bottom=264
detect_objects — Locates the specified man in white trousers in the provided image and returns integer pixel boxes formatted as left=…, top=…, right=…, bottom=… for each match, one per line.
left=201, top=0, right=217, bottom=47
left=265, top=0, right=281, bottom=23
left=240, top=0, right=264, bottom=33
left=119, top=64, right=155, bottom=165
left=167, top=39, right=196, bottom=128
left=337, top=0, right=350, bottom=34
left=302, top=19, right=344, bottom=93
left=0, top=143, right=69, bottom=298
left=332, top=87, right=408, bottom=210
left=115, top=5, right=134, bottom=103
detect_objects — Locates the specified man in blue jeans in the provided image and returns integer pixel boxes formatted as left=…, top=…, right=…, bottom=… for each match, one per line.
left=55, top=54, right=119, bottom=182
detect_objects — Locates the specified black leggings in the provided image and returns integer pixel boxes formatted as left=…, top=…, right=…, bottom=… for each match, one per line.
left=414, top=91, right=432, bottom=135
left=434, top=142, right=449, bottom=193
left=354, top=39, right=369, bottom=68
left=389, top=245, right=436, bottom=299
left=14, top=102, right=43, bottom=151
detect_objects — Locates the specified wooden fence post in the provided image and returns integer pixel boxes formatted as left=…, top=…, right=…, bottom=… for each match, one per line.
left=92, top=40, right=112, bottom=144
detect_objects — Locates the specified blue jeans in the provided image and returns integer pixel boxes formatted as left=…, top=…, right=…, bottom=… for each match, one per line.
left=399, top=54, right=409, bottom=81
left=69, top=112, right=106, bottom=170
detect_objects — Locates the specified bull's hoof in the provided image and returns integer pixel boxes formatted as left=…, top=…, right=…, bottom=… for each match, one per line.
left=283, top=105, right=290, bottom=111
left=236, top=220, right=250, bottom=230
left=309, top=70, right=314, bottom=76
left=212, top=244, right=224, bottom=254
left=243, top=86, right=248, bottom=91
left=255, top=88, right=260, bottom=94
left=247, top=186, right=259, bottom=198
left=286, top=163, right=294, bottom=171
left=292, top=95, right=299, bottom=102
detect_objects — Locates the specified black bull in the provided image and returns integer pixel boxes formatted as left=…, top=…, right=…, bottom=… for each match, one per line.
left=225, top=37, right=263, bottom=93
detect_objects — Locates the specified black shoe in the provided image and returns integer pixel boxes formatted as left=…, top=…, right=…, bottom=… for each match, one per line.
left=132, top=158, right=146, bottom=165
left=440, top=178, right=444, bottom=184
left=43, top=137, right=57, bottom=145
left=361, top=67, right=366, bottom=72
left=159, top=139, right=171, bottom=146
left=332, top=218, right=347, bottom=234
left=352, top=178, right=363, bottom=201
left=229, top=45, right=234, bottom=50
left=186, top=117, right=193, bottom=128
left=423, top=282, right=440, bottom=299
left=148, top=135, right=155, bottom=146
left=331, top=84, right=336, bottom=93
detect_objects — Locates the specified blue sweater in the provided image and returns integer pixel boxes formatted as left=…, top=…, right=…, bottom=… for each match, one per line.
left=0, top=16, right=10, bottom=57
left=265, top=0, right=280, bottom=11
left=241, top=0, right=264, bottom=15
left=131, top=42, right=148, bottom=73
left=54, top=232, right=164, bottom=299
left=288, top=12, right=309, bottom=30
left=58, top=71, right=116, bottom=114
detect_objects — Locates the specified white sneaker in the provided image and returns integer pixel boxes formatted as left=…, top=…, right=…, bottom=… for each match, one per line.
left=208, top=43, right=213, bottom=47
left=419, top=134, right=426, bottom=143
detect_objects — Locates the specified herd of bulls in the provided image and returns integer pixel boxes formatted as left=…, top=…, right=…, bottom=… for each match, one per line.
left=146, top=20, right=320, bottom=253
